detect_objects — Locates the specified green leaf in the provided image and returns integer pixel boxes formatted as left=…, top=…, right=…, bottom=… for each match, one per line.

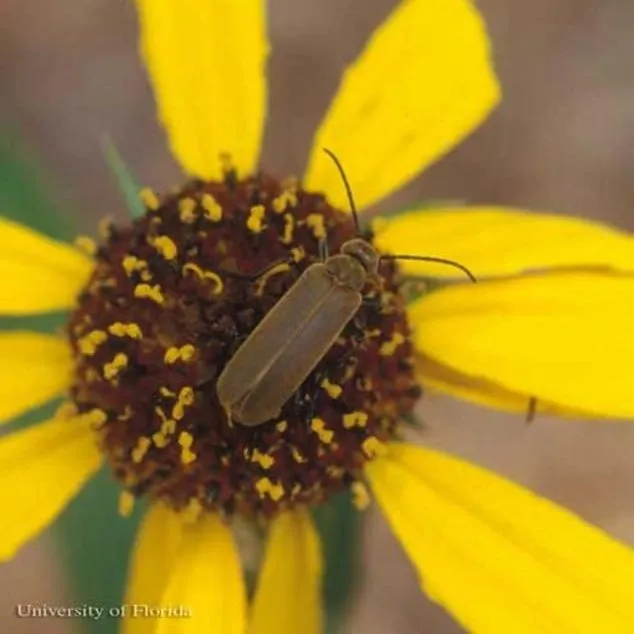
left=102, top=137, right=146, bottom=219
left=312, top=490, right=363, bottom=634
left=0, top=131, right=72, bottom=240
left=56, top=469, right=145, bottom=634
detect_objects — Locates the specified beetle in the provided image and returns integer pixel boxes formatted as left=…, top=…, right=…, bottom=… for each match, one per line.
left=216, top=149, right=476, bottom=427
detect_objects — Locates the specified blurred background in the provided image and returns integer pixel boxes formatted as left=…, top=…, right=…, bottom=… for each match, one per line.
left=2, top=0, right=634, bottom=632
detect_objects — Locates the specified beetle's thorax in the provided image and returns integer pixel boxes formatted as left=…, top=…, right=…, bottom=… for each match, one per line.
left=340, top=238, right=380, bottom=274
left=325, top=254, right=367, bottom=291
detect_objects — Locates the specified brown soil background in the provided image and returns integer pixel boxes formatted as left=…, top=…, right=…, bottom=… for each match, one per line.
left=1, top=1, right=634, bottom=632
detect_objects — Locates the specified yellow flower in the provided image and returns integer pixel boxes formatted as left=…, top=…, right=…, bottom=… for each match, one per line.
left=3, top=1, right=634, bottom=634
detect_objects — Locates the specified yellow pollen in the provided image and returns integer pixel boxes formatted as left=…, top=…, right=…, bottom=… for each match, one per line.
left=171, top=403, right=185, bottom=421
left=178, top=431, right=197, bottom=465
left=122, top=255, right=148, bottom=276
left=380, top=332, right=406, bottom=356
left=178, top=197, right=198, bottom=223
left=74, top=236, right=97, bottom=255
left=108, top=322, right=143, bottom=339
left=280, top=213, right=295, bottom=245
left=246, top=204, right=267, bottom=234
left=201, top=194, right=223, bottom=221
left=131, top=436, right=151, bottom=463
left=181, top=449, right=196, bottom=465
left=152, top=431, right=169, bottom=448
left=311, top=417, right=334, bottom=444
left=343, top=411, right=369, bottom=429
left=172, top=386, right=195, bottom=420
left=104, top=353, right=129, bottom=380
left=282, top=176, right=298, bottom=190
left=160, top=386, right=176, bottom=398
left=78, top=330, right=108, bottom=356
left=321, top=378, right=343, bottom=399
left=179, top=387, right=195, bottom=405
left=162, top=418, right=177, bottom=435
left=306, top=214, right=327, bottom=240
left=178, top=431, right=193, bottom=449
left=290, top=246, right=305, bottom=263
left=98, top=216, right=114, bottom=239
left=139, top=187, right=160, bottom=210
left=118, top=491, right=135, bottom=517
left=55, top=401, right=78, bottom=420
left=276, top=420, right=288, bottom=432
left=362, top=437, right=388, bottom=458
left=134, top=283, right=164, bottom=304
left=327, top=466, right=345, bottom=478
left=119, top=406, right=133, bottom=421
left=150, top=235, right=178, bottom=260
left=272, top=190, right=298, bottom=214
left=291, top=448, right=307, bottom=464
left=272, top=195, right=286, bottom=214
left=255, top=478, right=285, bottom=501
left=250, top=449, right=275, bottom=469
left=85, top=368, right=100, bottom=383
left=164, top=344, right=197, bottom=364
left=255, top=262, right=291, bottom=296
left=183, top=263, right=224, bottom=295
left=85, top=408, right=108, bottom=427
left=182, top=498, right=203, bottom=523
left=352, top=482, right=371, bottom=510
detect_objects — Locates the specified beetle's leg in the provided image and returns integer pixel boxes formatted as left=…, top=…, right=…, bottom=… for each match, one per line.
left=361, top=296, right=383, bottom=310
left=228, top=333, right=251, bottom=356
left=218, top=257, right=291, bottom=282
left=318, top=236, right=330, bottom=261
left=243, top=430, right=258, bottom=462
left=304, top=368, right=329, bottom=427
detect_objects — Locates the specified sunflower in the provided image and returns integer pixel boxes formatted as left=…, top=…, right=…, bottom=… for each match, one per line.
left=3, top=0, right=634, bottom=632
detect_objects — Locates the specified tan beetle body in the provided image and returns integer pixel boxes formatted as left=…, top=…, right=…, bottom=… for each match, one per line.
left=216, top=238, right=379, bottom=426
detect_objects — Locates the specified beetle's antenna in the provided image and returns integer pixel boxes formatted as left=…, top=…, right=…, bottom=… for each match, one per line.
left=380, top=254, right=477, bottom=283
left=322, top=148, right=361, bottom=233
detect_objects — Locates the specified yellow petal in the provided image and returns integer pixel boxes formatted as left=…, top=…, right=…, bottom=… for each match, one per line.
left=156, top=515, right=246, bottom=634
left=1, top=217, right=92, bottom=314
left=135, top=0, right=268, bottom=179
left=366, top=443, right=634, bottom=633
left=123, top=504, right=183, bottom=634
left=0, top=332, right=72, bottom=426
left=416, top=355, right=592, bottom=418
left=250, top=509, right=322, bottom=634
left=0, top=413, right=102, bottom=560
left=303, top=0, right=500, bottom=211
left=409, top=273, right=634, bottom=418
left=373, top=207, right=634, bottom=279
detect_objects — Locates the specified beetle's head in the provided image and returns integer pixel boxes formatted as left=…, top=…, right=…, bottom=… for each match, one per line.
left=341, top=238, right=379, bottom=274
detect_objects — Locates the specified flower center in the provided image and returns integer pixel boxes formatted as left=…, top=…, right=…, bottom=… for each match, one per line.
left=67, top=173, right=420, bottom=519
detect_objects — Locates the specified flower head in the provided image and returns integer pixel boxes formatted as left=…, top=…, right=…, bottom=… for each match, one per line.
left=3, top=0, right=634, bottom=633
left=69, top=174, right=419, bottom=517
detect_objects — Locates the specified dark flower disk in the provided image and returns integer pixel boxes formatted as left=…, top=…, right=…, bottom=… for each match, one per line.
left=68, top=173, right=420, bottom=519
